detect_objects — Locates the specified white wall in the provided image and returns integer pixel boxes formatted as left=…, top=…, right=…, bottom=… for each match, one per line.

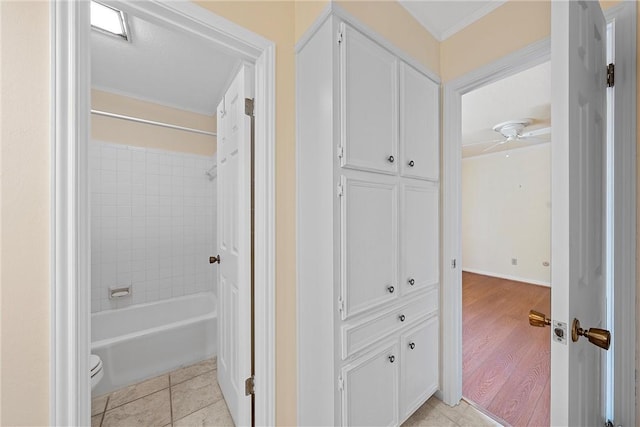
left=462, top=144, right=551, bottom=285
left=89, top=141, right=217, bottom=312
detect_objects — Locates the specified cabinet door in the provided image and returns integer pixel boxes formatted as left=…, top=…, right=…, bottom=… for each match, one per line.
left=342, top=342, right=399, bottom=427
left=400, top=182, right=438, bottom=295
left=400, top=317, right=439, bottom=421
left=399, top=63, right=439, bottom=181
left=340, top=23, right=398, bottom=174
left=341, top=175, right=398, bottom=319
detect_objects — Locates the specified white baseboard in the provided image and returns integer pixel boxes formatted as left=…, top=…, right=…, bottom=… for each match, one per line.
left=462, top=268, right=551, bottom=288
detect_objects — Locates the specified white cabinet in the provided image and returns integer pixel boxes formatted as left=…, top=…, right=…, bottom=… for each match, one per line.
left=400, top=317, right=439, bottom=419
left=341, top=175, right=398, bottom=319
left=399, top=63, right=440, bottom=181
left=401, top=182, right=439, bottom=295
left=341, top=343, right=399, bottom=427
left=297, top=15, right=440, bottom=427
left=340, top=23, right=398, bottom=175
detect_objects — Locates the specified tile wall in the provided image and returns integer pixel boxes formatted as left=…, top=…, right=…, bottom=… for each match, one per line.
left=90, top=141, right=217, bottom=313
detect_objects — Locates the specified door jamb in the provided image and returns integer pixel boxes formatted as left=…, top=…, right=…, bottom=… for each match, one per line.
left=440, top=37, right=550, bottom=405
left=440, top=5, right=636, bottom=425
left=50, top=1, right=276, bottom=425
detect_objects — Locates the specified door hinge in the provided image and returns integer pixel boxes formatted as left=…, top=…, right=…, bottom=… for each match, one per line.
left=607, top=63, right=615, bottom=88
left=337, top=29, right=344, bottom=45
left=338, top=296, right=344, bottom=312
left=337, top=183, right=344, bottom=197
left=338, top=376, right=344, bottom=391
left=244, top=98, right=255, bottom=117
left=245, top=375, right=255, bottom=396
left=451, top=259, right=457, bottom=269
left=337, top=145, right=344, bottom=159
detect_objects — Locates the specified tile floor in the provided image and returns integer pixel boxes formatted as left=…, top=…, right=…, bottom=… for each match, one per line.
left=402, top=396, right=502, bottom=427
left=91, top=358, right=234, bottom=427
left=92, top=357, right=500, bottom=427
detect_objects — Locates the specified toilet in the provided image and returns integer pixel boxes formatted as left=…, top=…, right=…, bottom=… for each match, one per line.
left=90, top=354, right=104, bottom=390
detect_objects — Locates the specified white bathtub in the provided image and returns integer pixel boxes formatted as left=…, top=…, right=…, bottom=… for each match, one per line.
left=91, top=292, right=217, bottom=396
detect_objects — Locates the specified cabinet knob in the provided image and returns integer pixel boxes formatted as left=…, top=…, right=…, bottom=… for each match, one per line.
left=408, top=160, right=415, bottom=167
left=399, top=314, right=406, bottom=322
left=387, top=285, right=395, bottom=294
left=408, top=278, right=415, bottom=286
left=409, top=342, right=415, bottom=350
left=388, top=355, right=395, bottom=363
left=387, top=155, right=395, bottom=163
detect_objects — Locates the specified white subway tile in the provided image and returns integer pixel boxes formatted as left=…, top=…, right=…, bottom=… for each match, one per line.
left=131, top=150, right=146, bottom=163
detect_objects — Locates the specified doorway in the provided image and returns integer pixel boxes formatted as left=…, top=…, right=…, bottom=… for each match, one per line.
left=51, top=1, right=276, bottom=425
left=89, top=3, right=247, bottom=424
left=459, top=62, right=552, bottom=426
left=441, top=3, right=636, bottom=426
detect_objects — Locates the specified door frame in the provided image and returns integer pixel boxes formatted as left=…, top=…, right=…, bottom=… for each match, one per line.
left=440, top=3, right=636, bottom=425
left=50, top=1, right=276, bottom=425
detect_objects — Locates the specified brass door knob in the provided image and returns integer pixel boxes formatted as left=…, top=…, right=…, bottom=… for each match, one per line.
left=209, top=255, right=220, bottom=264
left=529, top=310, right=551, bottom=327
left=571, top=318, right=611, bottom=350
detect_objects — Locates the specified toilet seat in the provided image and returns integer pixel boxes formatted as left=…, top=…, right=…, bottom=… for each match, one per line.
left=90, top=354, right=104, bottom=390
left=90, top=354, right=102, bottom=377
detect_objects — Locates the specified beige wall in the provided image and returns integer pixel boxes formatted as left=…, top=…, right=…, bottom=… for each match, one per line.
left=0, top=1, right=51, bottom=425
left=92, top=90, right=217, bottom=156
left=462, top=145, right=551, bottom=285
left=440, top=1, right=550, bottom=83
left=336, top=1, right=439, bottom=75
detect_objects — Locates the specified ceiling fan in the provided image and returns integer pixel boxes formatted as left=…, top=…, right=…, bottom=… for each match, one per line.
left=479, top=119, right=551, bottom=153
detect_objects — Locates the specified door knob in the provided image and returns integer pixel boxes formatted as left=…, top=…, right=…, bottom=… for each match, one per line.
left=387, top=285, right=395, bottom=294
left=571, top=318, right=611, bottom=350
left=209, top=255, right=220, bottom=264
left=408, top=278, right=415, bottom=286
left=387, top=155, right=395, bottom=163
left=529, top=310, right=551, bottom=327
left=408, top=160, right=415, bottom=167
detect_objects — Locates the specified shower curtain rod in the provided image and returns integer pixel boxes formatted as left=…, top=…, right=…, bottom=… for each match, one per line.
left=91, top=109, right=217, bottom=137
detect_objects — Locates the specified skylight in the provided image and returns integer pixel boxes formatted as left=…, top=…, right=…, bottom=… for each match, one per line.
left=91, top=1, right=129, bottom=41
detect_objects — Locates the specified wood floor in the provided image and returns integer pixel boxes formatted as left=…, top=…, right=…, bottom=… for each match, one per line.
left=463, top=272, right=551, bottom=427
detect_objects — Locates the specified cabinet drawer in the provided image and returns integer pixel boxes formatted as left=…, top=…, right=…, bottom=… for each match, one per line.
left=400, top=316, right=439, bottom=421
left=341, top=342, right=399, bottom=427
left=341, top=288, right=438, bottom=360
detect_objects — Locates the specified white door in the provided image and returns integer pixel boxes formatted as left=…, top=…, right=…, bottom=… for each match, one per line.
left=340, top=23, right=398, bottom=175
left=551, top=1, right=608, bottom=425
left=400, top=182, right=438, bottom=295
left=400, top=317, right=438, bottom=420
left=217, top=64, right=254, bottom=427
left=399, top=63, right=439, bottom=181
left=341, top=342, right=399, bottom=427
left=341, top=175, right=398, bottom=319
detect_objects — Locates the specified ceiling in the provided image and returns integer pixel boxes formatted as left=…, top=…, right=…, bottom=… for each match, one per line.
left=91, top=4, right=240, bottom=116
left=461, top=61, right=551, bottom=158
left=398, top=0, right=506, bottom=41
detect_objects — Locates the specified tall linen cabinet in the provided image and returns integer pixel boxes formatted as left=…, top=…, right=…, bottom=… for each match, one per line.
left=297, top=13, right=440, bottom=427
